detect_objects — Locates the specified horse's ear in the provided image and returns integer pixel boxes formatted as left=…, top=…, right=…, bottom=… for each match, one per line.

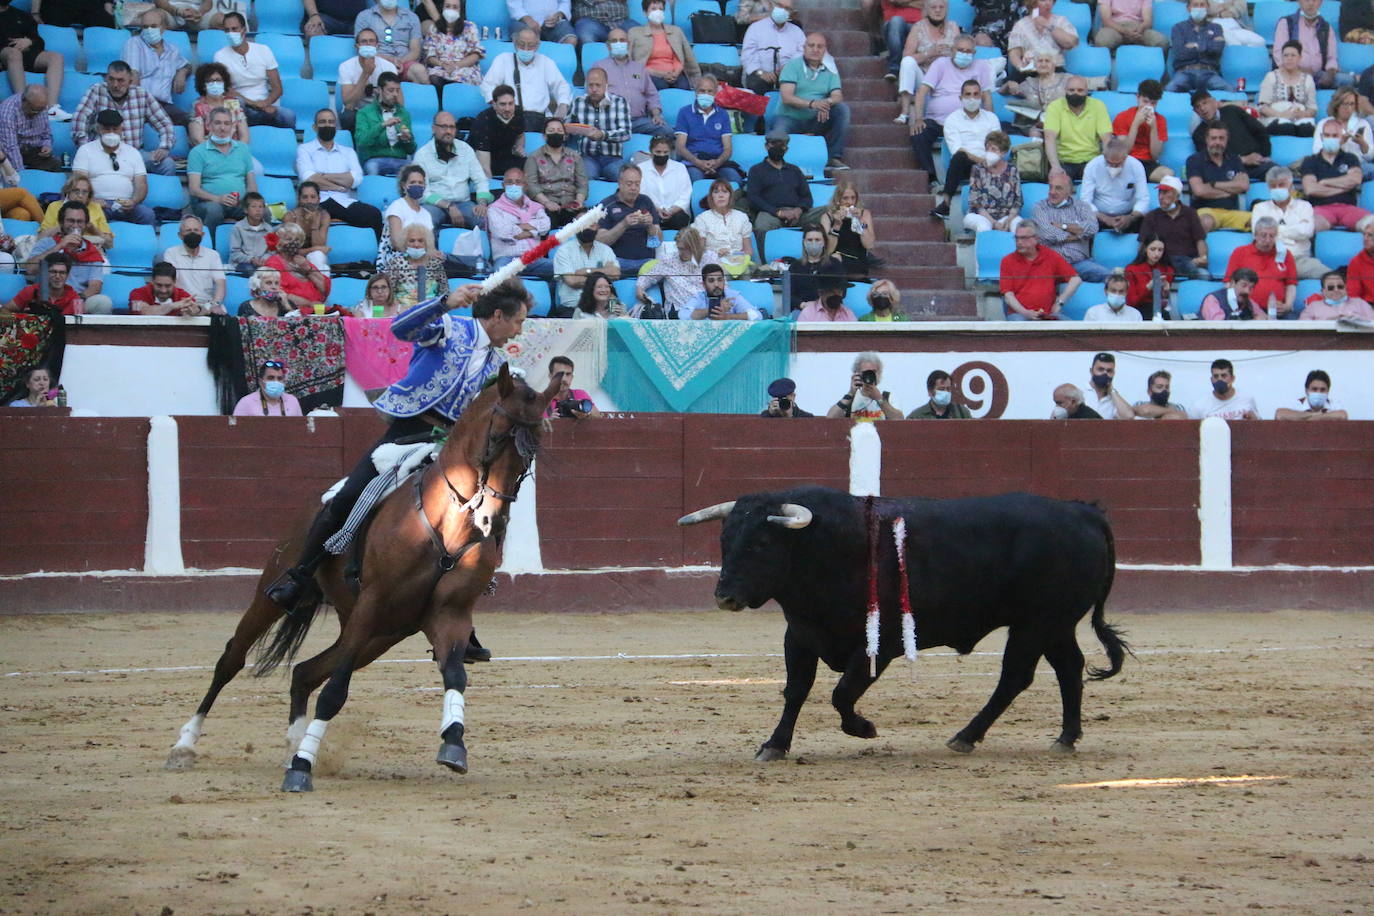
left=496, top=362, right=514, bottom=397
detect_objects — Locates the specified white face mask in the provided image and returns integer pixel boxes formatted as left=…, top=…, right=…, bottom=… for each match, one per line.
left=225, top=31, right=244, bottom=46
left=610, top=40, right=628, bottom=57
left=984, top=149, right=1002, bottom=166
left=1106, top=165, right=1123, bottom=178
left=100, top=132, right=120, bottom=148
left=206, top=80, right=225, bottom=96
left=961, top=96, right=981, bottom=114
left=647, top=8, right=665, bottom=24
left=442, top=7, right=461, bottom=21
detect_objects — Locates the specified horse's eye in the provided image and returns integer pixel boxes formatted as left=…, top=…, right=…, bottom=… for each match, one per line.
left=524, top=389, right=536, bottom=402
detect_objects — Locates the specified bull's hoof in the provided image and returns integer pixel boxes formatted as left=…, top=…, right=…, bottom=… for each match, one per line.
left=841, top=716, right=878, bottom=740
left=1049, top=739, right=1077, bottom=755
left=281, top=768, right=314, bottom=793
left=755, top=745, right=788, bottom=762
left=164, top=746, right=197, bottom=771
left=436, top=741, right=469, bottom=774
left=946, top=736, right=976, bottom=754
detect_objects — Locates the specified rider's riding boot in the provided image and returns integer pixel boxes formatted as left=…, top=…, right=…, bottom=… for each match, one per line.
left=465, top=630, right=492, bottom=663
left=266, top=510, right=335, bottom=613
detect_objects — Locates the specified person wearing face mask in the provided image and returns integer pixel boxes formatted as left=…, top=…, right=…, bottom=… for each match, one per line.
left=963, top=131, right=1024, bottom=235
left=637, top=134, right=691, bottom=230
left=907, top=370, right=971, bottom=419
left=1301, top=270, right=1374, bottom=321
left=798, top=273, right=858, bottom=323
left=1030, top=168, right=1110, bottom=282
left=1250, top=166, right=1327, bottom=280
left=1199, top=267, right=1268, bottom=320
left=71, top=60, right=176, bottom=176
left=1139, top=176, right=1211, bottom=279
left=552, top=221, right=620, bottom=315
left=628, top=0, right=699, bottom=90
left=1166, top=0, right=1229, bottom=93
left=930, top=78, right=999, bottom=218
left=1043, top=76, right=1112, bottom=182
left=160, top=214, right=226, bottom=308
left=423, top=0, right=484, bottom=87
left=1080, top=137, right=1149, bottom=233
left=674, top=75, right=743, bottom=183
left=297, top=108, right=388, bottom=239
left=743, top=3, right=805, bottom=94
left=187, top=107, right=256, bottom=231
left=508, top=0, right=576, bottom=45
left=894, top=0, right=960, bottom=123
left=121, top=8, right=191, bottom=126
left=1275, top=369, right=1349, bottom=420
left=1006, top=0, right=1079, bottom=80
left=338, top=29, right=399, bottom=132
left=1302, top=118, right=1374, bottom=237
left=233, top=360, right=303, bottom=416
left=188, top=63, right=249, bottom=148
left=1131, top=370, right=1188, bottom=420
left=908, top=37, right=994, bottom=177
left=1273, top=0, right=1340, bottom=89
left=356, top=73, right=417, bottom=176
left=859, top=279, right=904, bottom=322
left=591, top=27, right=665, bottom=135
left=211, top=12, right=295, bottom=128
left=1075, top=351, right=1136, bottom=419
left=385, top=224, right=448, bottom=309
left=1083, top=275, right=1144, bottom=324
left=488, top=167, right=554, bottom=278
left=1187, top=358, right=1260, bottom=419
left=480, top=28, right=572, bottom=129
left=264, top=222, right=332, bottom=309
left=130, top=261, right=201, bottom=316
left=524, top=117, right=588, bottom=228
left=354, top=0, right=430, bottom=85
left=71, top=108, right=158, bottom=226
left=745, top=133, right=812, bottom=242
left=568, top=68, right=631, bottom=181
left=573, top=0, right=636, bottom=47
left=380, top=165, right=434, bottom=267
left=1050, top=384, right=1101, bottom=420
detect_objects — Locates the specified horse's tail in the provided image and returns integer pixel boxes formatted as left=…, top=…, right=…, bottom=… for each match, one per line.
left=1086, top=514, right=1133, bottom=680
left=253, top=597, right=323, bottom=677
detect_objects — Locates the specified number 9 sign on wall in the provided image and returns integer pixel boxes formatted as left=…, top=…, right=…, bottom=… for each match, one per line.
left=949, top=361, right=1009, bottom=418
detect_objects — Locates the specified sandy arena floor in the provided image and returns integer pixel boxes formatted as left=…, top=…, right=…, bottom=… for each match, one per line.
left=1, top=608, right=1372, bottom=915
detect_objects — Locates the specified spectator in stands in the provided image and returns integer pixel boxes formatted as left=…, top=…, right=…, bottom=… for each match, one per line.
left=26, top=202, right=113, bottom=313
left=355, top=274, right=400, bottom=318
left=481, top=28, right=572, bottom=129
left=5, top=366, right=58, bottom=406
left=1081, top=136, right=1149, bottom=233
left=1083, top=352, right=1138, bottom=419
left=1273, top=0, right=1340, bottom=89
left=356, top=73, right=416, bottom=176
left=1188, top=357, right=1260, bottom=418
left=1113, top=79, right=1173, bottom=181
left=123, top=8, right=191, bottom=126
left=745, top=133, right=809, bottom=248
left=1259, top=42, right=1319, bottom=137
left=827, top=352, right=901, bottom=419
left=1044, top=76, right=1112, bottom=182
left=282, top=182, right=332, bottom=275
left=629, top=0, right=697, bottom=90
left=71, top=109, right=156, bottom=227
left=1168, top=0, right=1229, bottom=93
left=553, top=224, right=619, bottom=316
left=674, top=74, right=742, bottom=183
left=1125, top=235, right=1176, bottom=318
left=339, top=29, right=397, bottom=132
left=1302, top=269, right=1374, bottom=320
left=908, top=36, right=993, bottom=173
left=594, top=29, right=664, bottom=136
left=229, top=191, right=273, bottom=276
left=1275, top=369, right=1348, bottom=419
left=488, top=167, right=554, bottom=278
left=1191, top=90, right=1273, bottom=180
left=238, top=267, right=290, bottom=317
left=1094, top=0, right=1168, bottom=50
left=744, top=2, right=806, bottom=93
left=1007, top=0, right=1079, bottom=79
left=265, top=223, right=331, bottom=308
left=1001, top=53, right=1070, bottom=128
left=1050, top=384, right=1101, bottom=419
left=598, top=163, right=660, bottom=274
left=1031, top=169, right=1108, bottom=281
left=1200, top=265, right=1268, bottom=319
left=355, top=0, right=429, bottom=85
left=72, top=61, right=176, bottom=177
left=971, top=0, right=1018, bottom=50
left=304, top=0, right=366, bottom=36
left=524, top=117, right=588, bottom=229
left=575, top=271, right=627, bottom=318
left=411, top=111, right=490, bottom=231
left=874, top=0, right=922, bottom=84
left=931, top=79, right=999, bottom=218
left=0, top=4, right=68, bottom=122
left=894, top=0, right=960, bottom=123
left=680, top=262, right=760, bottom=321
left=1083, top=272, right=1143, bottom=322
left=860, top=279, right=903, bottom=321
left=424, top=0, right=483, bottom=86
left=1342, top=1, right=1374, bottom=44
left=130, top=261, right=203, bottom=316
left=1188, top=124, right=1252, bottom=232
left=761, top=377, right=814, bottom=418
left=1000, top=221, right=1080, bottom=320
left=1313, top=88, right=1374, bottom=179
left=818, top=179, right=877, bottom=278
left=188, top=63, right=250, bottom=148
left=1302, top=120, right=1374, bottom=233
left=907, top=370, right=969, bottom=419
left=233, top=360, right=302, bottom=416
left=634, top=226, right=708, bottom=318
left=786, top=225, right=841, bottom=311
left=385, top=223, right=447, bottom=308
left=1132, top=370, right=1188, bottom=419
left=161, top=214, right=226, bottom=308
left=962, top=130, right=1022, bottom=236
left=508, top=0, right=575, bottom=44
left=214, top=12, right=294, bottom=129
left=1251, top=165, right=1326, bottom=279
left=569, top=68, right=630, bottom=181
left=1227, top=216, right=1297, bottom=316
left=0, top=86, right=60, bottom=176
left=1348, top=222, right=1374, bottom=301
left=1141, top=175, right=1210, bottom=278
left=297, top=108, right=387, bottom=239
left=4, top=252, right=84, bottom=314
left=472, top=86, right=527, bottom=177
left=772, top=32, right=851, bottom=172
left=798, top=272, right=856, bottom=322
left=639, top=134, right=691, bottom=231
left=163, top=0, right=247, bottom=32
left=26, top=0, right=113, bottom=29
left=574, top=0, right=635, bottom=46
left=187, top=107, right=255, bottom=231
left=41, top=175, right=113, bottom=250
left=382, top=164, right=433, bottom=264
left=1210, top=0, right=1266, bottom=46
left=545, top=355, right=602, bottom=416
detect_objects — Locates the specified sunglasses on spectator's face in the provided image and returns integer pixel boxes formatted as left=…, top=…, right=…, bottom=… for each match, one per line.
left=262, top=360, right=285, bottom=370
left=1325, top=283, right=1345, bottom=291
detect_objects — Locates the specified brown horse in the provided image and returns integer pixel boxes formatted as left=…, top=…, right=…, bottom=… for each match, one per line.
left=166, top=364, right=560, bottom=791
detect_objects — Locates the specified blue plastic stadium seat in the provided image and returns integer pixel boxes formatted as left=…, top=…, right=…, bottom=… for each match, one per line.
left=1052, top=1, right=1091, bottom=39
left=1062, top=282, right=1104, bottom=321
left=695, top=47, right=742, bottom=73
left=100, top=273, right=146, bottom=315
left=1094, top=91, right=1135, bottom=121
left=402, top=83, right=441, bottom=128
left=480, top=42, right=513, bottom=74
left=308, top=35, right=355, bottom=81
left=732, top=134, right=767, bottom=171
left=156, top=222, right=181, bottom=252
left=1361, top=181, right=1374, bottom=212
left=467, top=2, right=509, bottom=34
left=810, top=182, right=835, bottom=209
left=1339, top=42, right=1374, bottom=76
left=975, top=230, right=1014, bottom=282
left=21, top=170, right=66, bottom=199
left=1065, top=46, right=1110, bottom=82
left=1020, top=182, right=1049, bottom=218
left=106, top=224, right=160, bottom=275
left=328, top=276, right=368, bottom=309
left=1220, top=46, right=1270, bottom=90
left=1206, top=230, right=1252, bottom=278
left=588, top=179, right=618, bottom=203
left=256, top=175, right=298, bottom=210
left=249, top=125, right=299, bottom=176
left=80, top=27, right=127, bottom=74
left=259, top=33, right=306, bottom=80
left=143, top=123, right=190, bottom=159
left=543, top=43, right=577, bottom=83
left=1253, top=2, right=1300, bottom=40
left=947, top=0, right=975, bottom=31
left=255, top=3, right=304, bottom=36
left=1174, top=279, right=1212, bottom=318
left=2, top=218, right=37, bottom=238
left=144, top=173, right=188, bottom=211
left=729, top=280, right=776, bottom=318
left=1160, top=135, right=1195, bottom=177
left=279, top=78, right=331, bottom=129
left=675, top=0, right=722, bottom=32
left=328, top=225, right=380, bottom=264
left=580, top=42, right=609, bottom=70
left=1114, top=47, right=1166, bottom=93
left=1092, top=232, right=1139, bottom=267
left=1315, top=230, right=1363, bottom=269
left=197, top=30, right=231, bottom=64
left=36, top=24, right=79, bottom=63
left=225, top=274, right=252, bottom=307
left=1155, top=91, right=1193, bottom=126
left=1270, top=135, right=1312, bottom=167
left=787, top=135, right=828, bottom=180
left=1152, top=1, right=1189, bottom=37
left=657, top=88, right=694, bottom=125
left=844, top=281, right=873, bottom=319
left=527, top=280, right=553, bottom=316
left=0, top=273, right=30, bottom=303
left=213, top=223, right=233, bottom=261
left=438, top=226, right=490, bottom=259
left=761, top=228, right=802, bottom=262
left=443, top=83, right=486, bottom=120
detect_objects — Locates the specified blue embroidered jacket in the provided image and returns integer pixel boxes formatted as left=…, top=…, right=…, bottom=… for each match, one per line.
left=373, top=294, right=507, bottom=420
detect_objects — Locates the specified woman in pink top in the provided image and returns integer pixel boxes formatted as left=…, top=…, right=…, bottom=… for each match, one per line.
left=1301, top=271, right=1374, bottom=320
left=797, top=276, right=858, bottom=321
left=233, top=360, right=304, bottom=416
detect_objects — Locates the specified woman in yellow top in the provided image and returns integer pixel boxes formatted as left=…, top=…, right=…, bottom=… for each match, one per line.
left=628, top=0, right=699, bottom=90
left=39, top=175, right=114, bottom=250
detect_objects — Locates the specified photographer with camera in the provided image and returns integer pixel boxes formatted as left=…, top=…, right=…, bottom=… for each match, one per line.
left=760, top=377, right=815, bottom=417
left=542, top=355, right=602, bottom=419
left=826, top=352, right=902, bottom=421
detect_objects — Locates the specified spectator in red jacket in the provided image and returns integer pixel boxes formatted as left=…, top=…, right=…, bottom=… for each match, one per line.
left=129, top=261, right=204, bottom=316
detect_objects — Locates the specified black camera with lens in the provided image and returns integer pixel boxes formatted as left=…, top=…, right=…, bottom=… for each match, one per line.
left=556, top=397, right=593, bottom=418
left=777, top=396, right=792, bottom=412
left=859, top=369, right=878, bottom=386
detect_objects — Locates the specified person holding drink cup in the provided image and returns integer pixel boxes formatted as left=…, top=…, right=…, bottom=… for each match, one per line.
left=187, top=107, right=257, bottom=231
left=354, top=274, right=402, bottom=318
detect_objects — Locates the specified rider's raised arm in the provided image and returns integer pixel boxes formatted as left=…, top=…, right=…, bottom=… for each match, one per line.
left=390, top=293, right=454, bottom=346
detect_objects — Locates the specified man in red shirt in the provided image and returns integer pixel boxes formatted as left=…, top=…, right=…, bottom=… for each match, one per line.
left=2, top=253, right=83, bottom=315
left=1224, top=215, right=1297, bottom=316
left=1348, top=222, right=1374, bottom=301
left=1000, top=222, right=1080, bottom=320
left=1111, top=79, right=1171, bottom=181
left=129, top=261, right=201, bottom=316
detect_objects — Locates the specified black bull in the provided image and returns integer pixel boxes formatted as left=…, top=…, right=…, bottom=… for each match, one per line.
left=678, top=486, right=1130, bottom=760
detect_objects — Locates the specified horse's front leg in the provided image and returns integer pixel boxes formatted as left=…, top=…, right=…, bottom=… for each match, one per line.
left=432, top=616, right=475, bottom=774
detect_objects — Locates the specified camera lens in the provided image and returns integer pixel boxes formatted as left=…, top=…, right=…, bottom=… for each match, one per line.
left=860, top=369, right=877, bottom=386
left=778, top=396, right=792, bottom=412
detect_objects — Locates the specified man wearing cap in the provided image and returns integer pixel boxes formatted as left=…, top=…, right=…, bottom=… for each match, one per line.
left=71, top=109, right=157, bottom=226
left=760, top=377, right=815, bottom=417
left=71, top=60, right=176, bottom=177
left=1190, top=90, right=1272, bottom=181
left=680, top=263, right=762, bottom=321
left=1138, top=174, right=1210, bottom=278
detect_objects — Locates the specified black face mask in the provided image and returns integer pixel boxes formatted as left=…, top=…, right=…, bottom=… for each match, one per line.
left=545, top=133, right=565, bottom=148
left=1091, top=372, right=1111, bottom=389
left=824, top=294, right=843, bottom=310
left=577, top=228, right=597, bottom=244
left=316, top=125, right=336, bottom=142
left=652, top=153, right=669, bottom=166
left=767, top=147, right=786, bottom=162
left=871, top=295, right=891, bottom=311
left=1066, top=93, right=1087, bottom=108
left=1149, top=390, right=1171, bottom=407
left=182, top=233, right=202, bottom=249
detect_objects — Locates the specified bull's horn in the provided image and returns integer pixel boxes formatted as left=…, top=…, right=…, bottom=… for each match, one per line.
left=766, top=504, right=813, bottom=529
left=677, top=502, right=736, bottom=526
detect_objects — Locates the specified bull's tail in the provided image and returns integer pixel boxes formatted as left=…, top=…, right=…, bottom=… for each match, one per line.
left=1086, top=514, right=1133, bottom=680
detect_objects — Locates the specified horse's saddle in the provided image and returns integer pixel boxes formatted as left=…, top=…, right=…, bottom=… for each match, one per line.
left=321, top=441, right=440, bottom=557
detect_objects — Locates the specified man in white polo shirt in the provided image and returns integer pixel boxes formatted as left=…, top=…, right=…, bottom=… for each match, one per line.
left=71, top=109, right=156, bottom=226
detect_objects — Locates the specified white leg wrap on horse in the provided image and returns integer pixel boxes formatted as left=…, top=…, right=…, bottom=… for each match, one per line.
left=441, top=689, right=466, bottom=736
left=294, top=719, right=329, bottom=766
left=174, top=714, right=205, bottom=750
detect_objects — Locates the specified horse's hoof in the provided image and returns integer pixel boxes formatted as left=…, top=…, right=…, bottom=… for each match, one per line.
left=841, top=717, right=878, bottom=740
left=1050, top=740, right=1077, bottom=755
left=946, top=736, right=976, bottom=754
left=754, top=745, right=788, bottom=762
left=436, top=741, right=468, bottom=774
left=281, top=769, right=314, bottom=792
left=164, top=746, right=197, bottom=771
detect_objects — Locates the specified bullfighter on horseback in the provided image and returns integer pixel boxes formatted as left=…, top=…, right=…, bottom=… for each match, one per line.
left=264, top=281, right=531, bottom=662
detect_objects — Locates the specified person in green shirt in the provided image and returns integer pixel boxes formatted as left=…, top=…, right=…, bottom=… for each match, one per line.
left=907, top=369, right=973, bottom=419
left=355, top=72, right=417, bottom=176
left=858, top=279, right=905, bottom=321
left=1043, top=75, right=1112, bottom=181
left=770, top=32, right=852, bottom=172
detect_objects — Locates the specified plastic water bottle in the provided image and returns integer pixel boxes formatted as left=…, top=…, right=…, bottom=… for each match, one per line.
left=475, top=253, right=487, bottom=278
left=1267, top=296, right=1278, bottom=321
left=482, top=25, right=489, bottom=39
left=55, top=385, right=67, bottom=407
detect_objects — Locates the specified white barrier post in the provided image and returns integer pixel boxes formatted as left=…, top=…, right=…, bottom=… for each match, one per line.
left=1198, top=416, right=1233, bottom=570
left=497, top=467, right=544, bottom=574
left=145, top=415, right=186, bottom=574
left=849, top=422, right=882, bottom=497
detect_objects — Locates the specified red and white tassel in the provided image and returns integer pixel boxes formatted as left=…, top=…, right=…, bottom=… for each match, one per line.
left=892, top=517, right=918, bottom=675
